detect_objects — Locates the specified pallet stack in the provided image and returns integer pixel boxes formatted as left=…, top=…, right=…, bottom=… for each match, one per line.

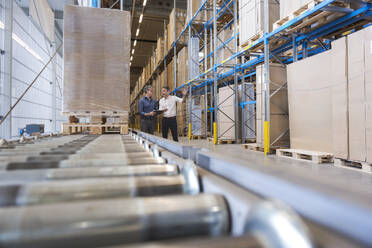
left=63, top=6, right=130, bottom=135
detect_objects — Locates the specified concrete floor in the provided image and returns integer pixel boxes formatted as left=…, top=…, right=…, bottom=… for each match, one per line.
left=177, top=137, right=372, bottom=210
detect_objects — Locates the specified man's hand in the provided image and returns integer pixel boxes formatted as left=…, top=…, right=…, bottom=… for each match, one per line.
left=145, top=111, right=154, bottom=116
left=182, top=87, right=188, bottom=96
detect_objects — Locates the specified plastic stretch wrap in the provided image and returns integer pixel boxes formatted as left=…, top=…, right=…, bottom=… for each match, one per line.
left=63, top=6, right=130, bottom=115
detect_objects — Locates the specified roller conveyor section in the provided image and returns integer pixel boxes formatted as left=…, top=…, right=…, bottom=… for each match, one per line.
left=0, top=133, right=318, bottom=248
left=0, top=194, right=229, bottom=248
left=2, top=135, right=165, bottom=170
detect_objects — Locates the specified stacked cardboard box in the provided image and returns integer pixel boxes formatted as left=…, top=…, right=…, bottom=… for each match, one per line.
left=218, top=86, right=236, bottom=140
left=187, top=0, right=204, bottom=23
left=186, top=96, right=205, bottom=136
left=280, top=0, right=312, bottom=19
left=63, top=6, right=130, bottom=116
left=256, top=63, right=289, bottom=148
left=287, top=26, right=372, bottom=162
left=177, top=47, right=189, bottom=88
left=239, top=0, right=279, bottom=46
left=216, top=26, right=235, bottom=73
left=167, top=59, right=176, bottom=91
left=156, top=36, right=164, bottom=66
left=167, top=8, right=187, bottom=51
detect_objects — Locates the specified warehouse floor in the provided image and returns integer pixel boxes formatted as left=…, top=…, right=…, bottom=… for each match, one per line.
left=177, top=137, right=372, bottom=210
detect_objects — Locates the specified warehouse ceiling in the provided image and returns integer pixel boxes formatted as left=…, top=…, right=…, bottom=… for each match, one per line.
left=16, top=0, right=187, bottom=91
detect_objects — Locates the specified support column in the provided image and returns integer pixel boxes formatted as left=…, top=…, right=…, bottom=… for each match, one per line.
left=302, top=40, right=308, bottom=59
left=51, top=42, right=57, bottom=133
left=209, top=27, right=213, bottom=134
left=204, top=7, right=208, bottom=137
left=213, top=0, right=218, bottom=144
left=292, top=33, right=298, bottom=62
left=1, top=0, right=13, bottom=139
left=263, top=0, right=270, bottom=154
left=233, top=0, right=239, bottom=143
left=173, top=0, right=177, bottom=92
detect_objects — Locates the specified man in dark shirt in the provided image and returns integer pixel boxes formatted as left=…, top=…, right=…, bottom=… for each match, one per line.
left=138, top=85, right=157, bottom=134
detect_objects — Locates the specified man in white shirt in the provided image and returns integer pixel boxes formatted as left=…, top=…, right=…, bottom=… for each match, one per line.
left=159, top=86, right=187, bottom=142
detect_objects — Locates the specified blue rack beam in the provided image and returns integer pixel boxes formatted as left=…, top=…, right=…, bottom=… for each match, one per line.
left=169, top=2, right=372, bottom=94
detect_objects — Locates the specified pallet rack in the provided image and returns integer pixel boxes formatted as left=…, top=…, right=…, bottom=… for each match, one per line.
left=130, top=0, right=372, bottom=153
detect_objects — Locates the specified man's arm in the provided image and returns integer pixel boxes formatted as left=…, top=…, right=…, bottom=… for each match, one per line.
left=139, top=99, right=145, bottom=117
left=181, top=87, right=188, bottom=103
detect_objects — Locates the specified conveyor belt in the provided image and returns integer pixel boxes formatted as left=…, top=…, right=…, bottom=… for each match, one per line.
left=0, top=133, right=315, bottom=248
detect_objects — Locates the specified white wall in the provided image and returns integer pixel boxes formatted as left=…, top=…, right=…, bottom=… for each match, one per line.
left=0, top=1, right=66, bottom=139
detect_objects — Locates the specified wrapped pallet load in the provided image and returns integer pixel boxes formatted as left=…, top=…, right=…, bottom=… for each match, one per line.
left=63, top=6, right=130, bottom=119
left=239, top=0, right=279, bottom=47
left=287, top=25, right=372, bottom=163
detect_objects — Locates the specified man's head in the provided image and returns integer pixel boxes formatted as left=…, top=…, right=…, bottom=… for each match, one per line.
left=144, top=85, right=153, bottom=98
left=162, top=86, right=170, bottom=97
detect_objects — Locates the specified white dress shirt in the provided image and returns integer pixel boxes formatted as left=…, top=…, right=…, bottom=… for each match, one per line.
left=159, top=95, right=183, bottom=118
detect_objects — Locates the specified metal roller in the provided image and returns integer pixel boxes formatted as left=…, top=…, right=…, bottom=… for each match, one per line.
left=0, top=194, right=230, bottom=248
left=0, top=164, right=180, bottom=183
left=0, top=151, right=154, bottom=164
left=0, top=161, right=199, bottom=206
left=112, top=235, right=262, bottom=248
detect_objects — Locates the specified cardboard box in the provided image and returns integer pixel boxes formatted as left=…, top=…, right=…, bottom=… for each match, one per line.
left=365, top=26, right=372, bottom=163
left=218, top=86, right=236, bottom=140
left=216, top=26, right=235, bottom=73
left=280, top=0, right=312, bottom=19
left=239, top=0, right=279, bottom=46
left=331, top=37, right=349, bottom=159
left=168, top=8, right=187, bottom=51
left=63, top=6, right=130, bottom=115
left=187, top=0, right=204, bottom=23
left=288, top=50, right=334, bottom=153
left=156, top=36, right=164, bottom=65
left=348, top=29, right=367, bottom=161
left=177, top=47, right=189, bottom=87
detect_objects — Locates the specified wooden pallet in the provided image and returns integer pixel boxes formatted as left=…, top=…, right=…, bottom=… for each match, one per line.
left=276, top=149, right=333, bottom=164
left=207, top=137, right=238, bottom=144
left=240, top=31, right=264, bottom=49
left=241, top=138, right=256, bottom=144
left=242, top=143, right=277, bottom=154
left=273, top=0, right=350, bottom=33
left=191, top=135, right=206, bottom=140
left=63, top=111, right=128, bottom=118
left=62, top=123, right=129, bottom=135
left=334, top=158, right=372, bottom=173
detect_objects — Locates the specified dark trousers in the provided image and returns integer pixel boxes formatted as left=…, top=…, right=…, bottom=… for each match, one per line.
left=162, top=117, right=178, bottom=142
left=140, top=118, right=154, bottom=134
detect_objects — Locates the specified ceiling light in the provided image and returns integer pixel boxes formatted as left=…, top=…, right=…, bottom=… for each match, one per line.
left=130, top=56, right=133, bottom=61
left=130, top=62, right=131, bottom=66
left=139, top=14, right=143, bottom=23
left=143, top=0, right=147, bottom=6
left=132, top=49, right=135, bottom=54
left=134, top=40, right=137, bottom=47
left=136, top=28, right=140, bottom=36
